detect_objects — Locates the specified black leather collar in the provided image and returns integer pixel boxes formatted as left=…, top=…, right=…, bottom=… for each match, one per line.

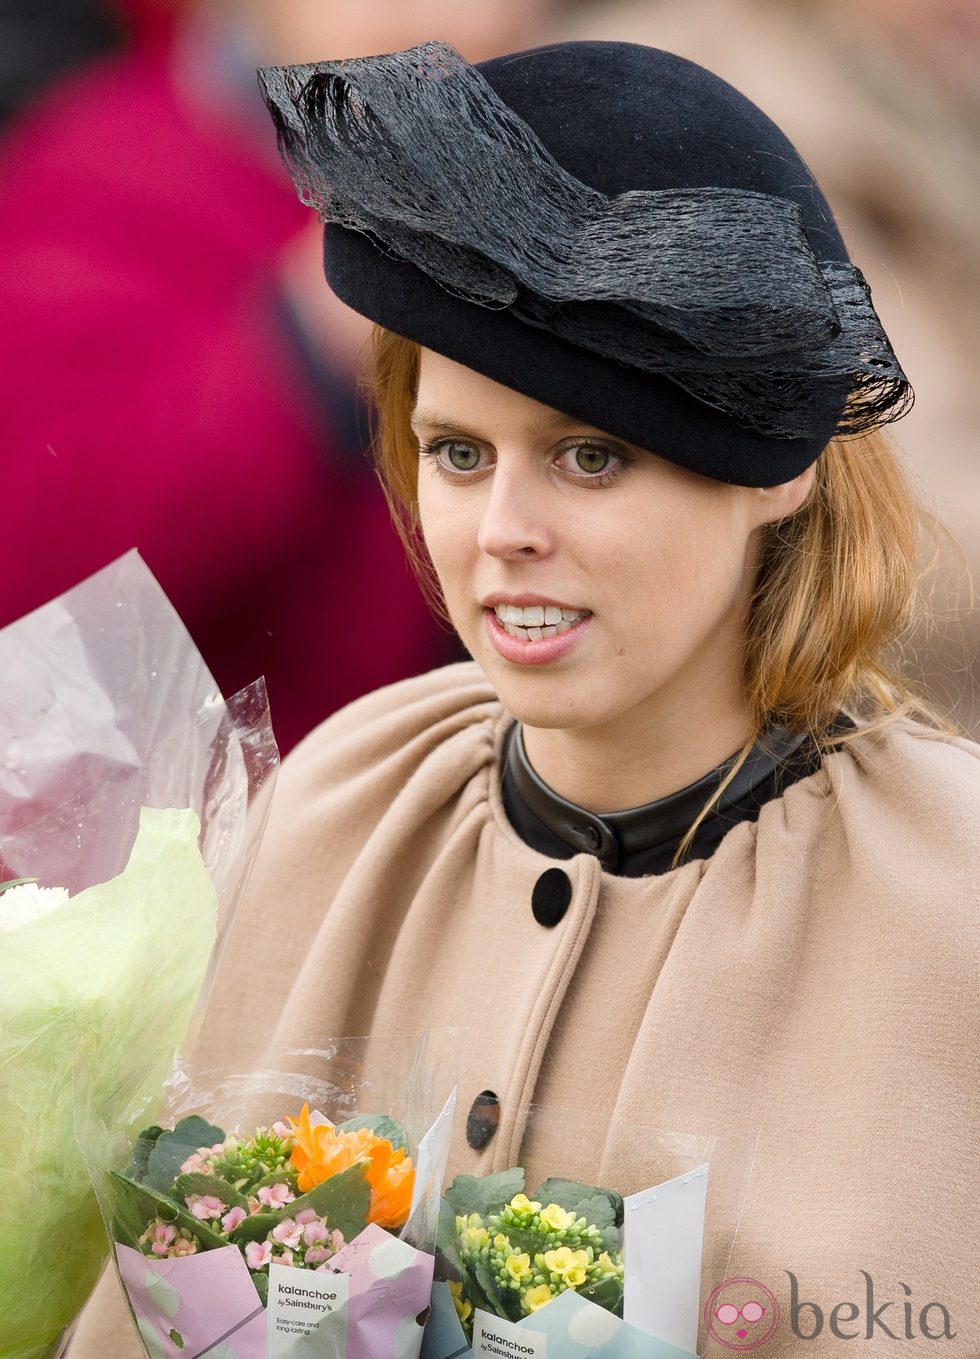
left=501, top=719, right=848, bottom=876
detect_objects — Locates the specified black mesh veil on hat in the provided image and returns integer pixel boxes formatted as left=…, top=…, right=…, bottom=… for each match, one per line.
left=258, top=41, right=912, bottom=486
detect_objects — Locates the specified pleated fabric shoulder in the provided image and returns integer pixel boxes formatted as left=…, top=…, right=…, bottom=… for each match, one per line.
left=281, top=659, right=501, bottom=828
left=203, top=661, right=501, bottom=1031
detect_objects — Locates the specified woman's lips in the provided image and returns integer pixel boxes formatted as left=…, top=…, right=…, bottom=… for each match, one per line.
left=483, top=607, right=592, bottom=666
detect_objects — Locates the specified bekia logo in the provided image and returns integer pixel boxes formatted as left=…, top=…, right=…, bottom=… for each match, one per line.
left=704, top=1273, right=955, bottom=1350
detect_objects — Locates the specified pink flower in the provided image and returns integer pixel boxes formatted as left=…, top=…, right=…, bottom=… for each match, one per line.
left=186, top=1194, right=226, bottom=1220
left=172, top=1236, right=199, bottom=1258
left=303, top=1221, right=328, bottom=1246
left=304, top=1246, right=331, bottom=1265
left=257, top=1182, right=294, bottom=1209
left=179, top=1142, right=224, bottom=1175
left=275, top=1250, right=295, bottom=1267
left=272, top=1218, right=303, bottom=1250
left=245, top=1240, right=272, bottom=1271
left=270, top=1121, right=290, bottom=1138
left=294, top=1208, right=317, bottom=1226
left=221, top=1206, right=246, bottom=1233
left=139, top=1223, right=176, bottom=1257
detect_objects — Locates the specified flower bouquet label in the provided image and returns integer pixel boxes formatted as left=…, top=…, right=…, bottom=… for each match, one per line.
left=268, top=1265, right=348, bottom=1358
left=472, top=1311, right=548, bottom=1359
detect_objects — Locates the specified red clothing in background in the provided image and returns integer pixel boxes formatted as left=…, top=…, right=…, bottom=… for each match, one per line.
left=0, top=45, right=450, bottom=751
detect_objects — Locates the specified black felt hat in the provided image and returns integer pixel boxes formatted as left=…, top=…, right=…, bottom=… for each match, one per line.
left=259, top=41, right=911, bottom=486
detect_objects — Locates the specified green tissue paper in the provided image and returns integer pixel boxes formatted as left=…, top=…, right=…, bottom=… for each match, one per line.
left=0, top=807, right=218, bottom=1359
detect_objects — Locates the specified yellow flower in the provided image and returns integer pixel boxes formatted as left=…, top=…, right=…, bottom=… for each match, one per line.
left=460, top=1225, right=490, bottom=1253
left=510, top=1193, right=542, bottom=1214
left=543, top=1246, right=591, bottom=1287
left=523, top=1284, right=555, bottom=1313
left=493, top=1233, right=508, bottom=1251
left=539, top=1203, right=577, bottom=1233
left=596, top=1251, right=619, bottom=1273
left=456, top=1212, right=483, bottom=1232
left=504, top=1252, right=532, bottom=1283
left=448, top=1280, right=473, bottom=1324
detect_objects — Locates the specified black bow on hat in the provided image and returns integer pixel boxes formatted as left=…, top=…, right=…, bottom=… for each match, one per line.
left=259, top=41, right=911, bottom=485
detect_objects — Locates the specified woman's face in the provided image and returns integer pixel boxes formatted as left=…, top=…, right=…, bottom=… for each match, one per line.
left=413, top=349, right=808, bottom=738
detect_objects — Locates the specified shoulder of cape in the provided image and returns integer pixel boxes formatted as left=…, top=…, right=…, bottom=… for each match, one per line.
left=829, top=717, right=980, bottom=874
left=840, top=717, right=980, bottom=797
left=272, top=660, right=503, bottom=818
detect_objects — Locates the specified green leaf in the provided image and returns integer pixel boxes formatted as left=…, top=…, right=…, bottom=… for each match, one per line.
left=125, top=1127, right=165, bottom=1183
left=228, top=1162, right=373, bottom=1248
left=573, top=1194, right=617, bottom=1234
left=173, top=1115, right=226, bottom=1146
left=444, top=1168, right=526, bottom=1220
left=336, top=1113, right=410, bottom=1155
left=143, top=1117, right=226, bottom=1193
left=473, top=1253, right=520, bottom=1321
left=581, top=1273, right=625, bottom=1316
left=251, top=1269, right=269, bottom=1305
left=536, top=1178, right=624, bottom=1229
left=453, top=1257, right=496, bottom=1320
left=172, top=1173, right=248, bottom=1211
left=290, top=1162, right=372, bottom=1241
left=436, top=1197, right=464, bottom=1274
left=247, top=1168, right=300, bottom=1194
left=226, top=1157, right=372, bottom=1250
left=107, top=1171, right=227, bottom=1252
left=168, top=1331, right=185, bottom=1350
left=229, top=1211, right=282, bottom=1246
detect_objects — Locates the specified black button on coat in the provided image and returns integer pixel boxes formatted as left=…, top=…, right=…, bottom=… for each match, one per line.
left=466, top=1090, right=500, bottom=1151
left=531, top=867, right=572, bottom=926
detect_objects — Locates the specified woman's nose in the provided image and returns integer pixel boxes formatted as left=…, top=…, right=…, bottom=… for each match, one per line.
left=476, top=465, right=554, bottom=560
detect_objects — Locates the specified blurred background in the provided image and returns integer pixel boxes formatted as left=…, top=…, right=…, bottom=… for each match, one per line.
left=0, top=0, right=976, bottom=749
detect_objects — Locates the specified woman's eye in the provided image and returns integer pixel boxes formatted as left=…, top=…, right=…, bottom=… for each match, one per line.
left=444, top=442, right=481, bottom=471
left=572, top=446, right=611, bottom=474
left=420, top=439, right=485, bottom=474
left=555, top=443, right=629, bottom=481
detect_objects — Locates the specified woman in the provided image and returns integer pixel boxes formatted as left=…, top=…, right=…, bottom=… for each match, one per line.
left=77, top=39, right=980, bottom=1356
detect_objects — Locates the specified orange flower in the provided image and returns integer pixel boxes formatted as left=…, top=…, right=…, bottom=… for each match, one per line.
left=287, top=1105, right=415, bottom=1230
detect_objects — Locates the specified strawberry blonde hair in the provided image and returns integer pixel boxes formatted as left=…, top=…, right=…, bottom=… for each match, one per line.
left=364, top=327, right=957, bottom=859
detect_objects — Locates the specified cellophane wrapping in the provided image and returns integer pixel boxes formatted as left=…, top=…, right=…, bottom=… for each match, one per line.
left=0, top=553, right=279, bottom=1359
left=424, top=1105, right=757, bottom=1359
left=79, top=1033, right=460, bottom=1359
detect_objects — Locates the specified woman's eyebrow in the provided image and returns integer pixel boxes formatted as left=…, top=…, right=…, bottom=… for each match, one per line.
left=409, top=407, right=584, bottom=434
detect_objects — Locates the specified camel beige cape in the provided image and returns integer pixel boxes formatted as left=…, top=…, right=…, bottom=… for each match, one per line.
left=77, top=662, right=980, bottom=1355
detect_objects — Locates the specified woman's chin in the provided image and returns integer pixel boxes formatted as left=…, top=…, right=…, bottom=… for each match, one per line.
left=480, top=667, right=616, bottom=733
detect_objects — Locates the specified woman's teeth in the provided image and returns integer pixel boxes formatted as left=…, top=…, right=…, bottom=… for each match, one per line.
left=492, top=603, right=589, bottom=641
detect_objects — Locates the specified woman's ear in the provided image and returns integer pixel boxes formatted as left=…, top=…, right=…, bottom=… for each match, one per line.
left=755, top=464, right=817, bottom=524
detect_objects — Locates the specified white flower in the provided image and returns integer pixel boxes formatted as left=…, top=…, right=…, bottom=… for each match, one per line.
left=0, top=883, right=70, bottom=932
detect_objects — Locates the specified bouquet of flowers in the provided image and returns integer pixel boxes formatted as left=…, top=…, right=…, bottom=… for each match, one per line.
left=0, top=554, right=278, bottom=1359
left=82, top=1034, right=459, bottom=1359
left=423, top=1108, right=755, bottom=1359
left=440, top=1170, right=628, bottom=1328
